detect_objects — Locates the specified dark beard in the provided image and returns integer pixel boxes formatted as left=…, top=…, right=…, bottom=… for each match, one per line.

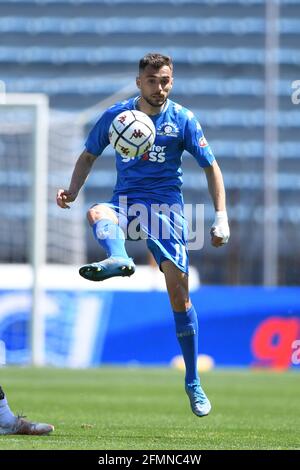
left=143, top=95, right=167, bottom=108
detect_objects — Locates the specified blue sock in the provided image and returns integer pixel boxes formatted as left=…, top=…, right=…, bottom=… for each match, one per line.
left=0, top=396, right=16, bottom=427
left=173, top=305, right=200, bottom=385
left=92, top=219, right=129, bottom=259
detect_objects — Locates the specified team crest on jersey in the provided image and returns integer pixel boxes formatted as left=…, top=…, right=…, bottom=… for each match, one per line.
left=157, top=122, right=179, bottom=137
left=199, top=136, right=208, bottom=148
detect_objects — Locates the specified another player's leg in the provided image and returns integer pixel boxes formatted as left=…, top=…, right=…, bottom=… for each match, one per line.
left=161, top=261, right=211, bottom=417
left=0, top=386, right=54, bottom=435
left=79, top=204, right=135, bottom=281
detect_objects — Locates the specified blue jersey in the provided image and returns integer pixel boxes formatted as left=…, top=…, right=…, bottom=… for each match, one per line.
left=85, top=96, right=215, bottom=201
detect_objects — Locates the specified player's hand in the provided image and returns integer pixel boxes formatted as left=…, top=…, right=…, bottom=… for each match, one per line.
left=56, top=189, right=78, bottom=209
left=210, top=211, right=230, bottom=247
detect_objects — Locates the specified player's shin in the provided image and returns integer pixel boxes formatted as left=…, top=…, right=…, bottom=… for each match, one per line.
left=173, top=305, right=199, bottom=384
left=92, top=218, right=129, bottom=259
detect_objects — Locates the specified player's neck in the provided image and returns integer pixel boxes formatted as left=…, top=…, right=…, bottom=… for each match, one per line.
left=137, top=97, right=166, bottom=116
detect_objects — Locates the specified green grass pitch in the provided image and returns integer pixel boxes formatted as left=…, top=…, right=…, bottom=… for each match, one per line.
left=0, top=367, right=299, bottom=450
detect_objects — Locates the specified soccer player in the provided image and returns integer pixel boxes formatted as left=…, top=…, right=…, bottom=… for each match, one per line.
left=0, top=385, right=54, bottom=435
left=56, top=53, right=230, bottom=417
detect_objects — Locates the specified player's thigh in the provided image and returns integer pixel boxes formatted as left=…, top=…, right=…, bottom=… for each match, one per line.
left=143, top=202, right=189, bottom=274
left=87, top=203, right=119, bottom=225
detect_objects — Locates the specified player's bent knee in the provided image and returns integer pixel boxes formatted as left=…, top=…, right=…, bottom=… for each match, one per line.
left=87, top=205, right=118, bottom=225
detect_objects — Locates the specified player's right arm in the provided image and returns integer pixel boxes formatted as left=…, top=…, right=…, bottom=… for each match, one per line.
left=56, top=150, right=97, bottom=209
left=57, top=106, right=115, bottom=208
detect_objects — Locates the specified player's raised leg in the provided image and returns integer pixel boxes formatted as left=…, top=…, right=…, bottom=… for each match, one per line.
left=161, top=260, right=211, bottom=417
left=0, top=386, right=54, bottom=436
left=79, top=204, right=135, bottom=281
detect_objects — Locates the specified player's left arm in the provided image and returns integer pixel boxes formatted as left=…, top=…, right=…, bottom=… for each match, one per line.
left=204, top=161, right=230, bottom=247
left=183, top=114, right=230, bottom=247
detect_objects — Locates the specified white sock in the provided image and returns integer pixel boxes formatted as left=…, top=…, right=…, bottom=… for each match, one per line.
left=0, top=397, right=16, bottom=427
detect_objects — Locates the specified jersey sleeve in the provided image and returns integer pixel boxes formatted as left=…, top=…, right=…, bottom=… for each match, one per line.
left=183, top=114, right=215, bottom=167
left=84, top=109, right=111, bottom=157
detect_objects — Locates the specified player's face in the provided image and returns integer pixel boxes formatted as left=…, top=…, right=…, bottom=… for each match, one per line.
left=136, top=65, right=173, bottom=108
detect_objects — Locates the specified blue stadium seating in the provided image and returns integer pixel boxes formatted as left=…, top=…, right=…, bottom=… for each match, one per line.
left=0, top=0, right=299, bottom=283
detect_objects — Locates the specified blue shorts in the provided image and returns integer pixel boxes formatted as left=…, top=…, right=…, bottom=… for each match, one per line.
left=97, top=195, right=189, bottom=274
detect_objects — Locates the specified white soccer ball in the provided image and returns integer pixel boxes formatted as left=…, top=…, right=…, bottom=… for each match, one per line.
left=109, top=110, right=156, bottom=158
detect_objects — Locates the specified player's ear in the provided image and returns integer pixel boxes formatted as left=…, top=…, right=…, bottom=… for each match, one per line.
left=136, top=76, right=141, bottom=89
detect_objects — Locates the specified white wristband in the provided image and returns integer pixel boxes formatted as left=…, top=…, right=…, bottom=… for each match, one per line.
left=215, top=210, right=228, bottom=222
left=211, top=211, right=230, bottom=243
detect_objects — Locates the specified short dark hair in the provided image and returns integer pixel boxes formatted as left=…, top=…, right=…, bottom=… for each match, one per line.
left=139, top=53, right=173, bottom=73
